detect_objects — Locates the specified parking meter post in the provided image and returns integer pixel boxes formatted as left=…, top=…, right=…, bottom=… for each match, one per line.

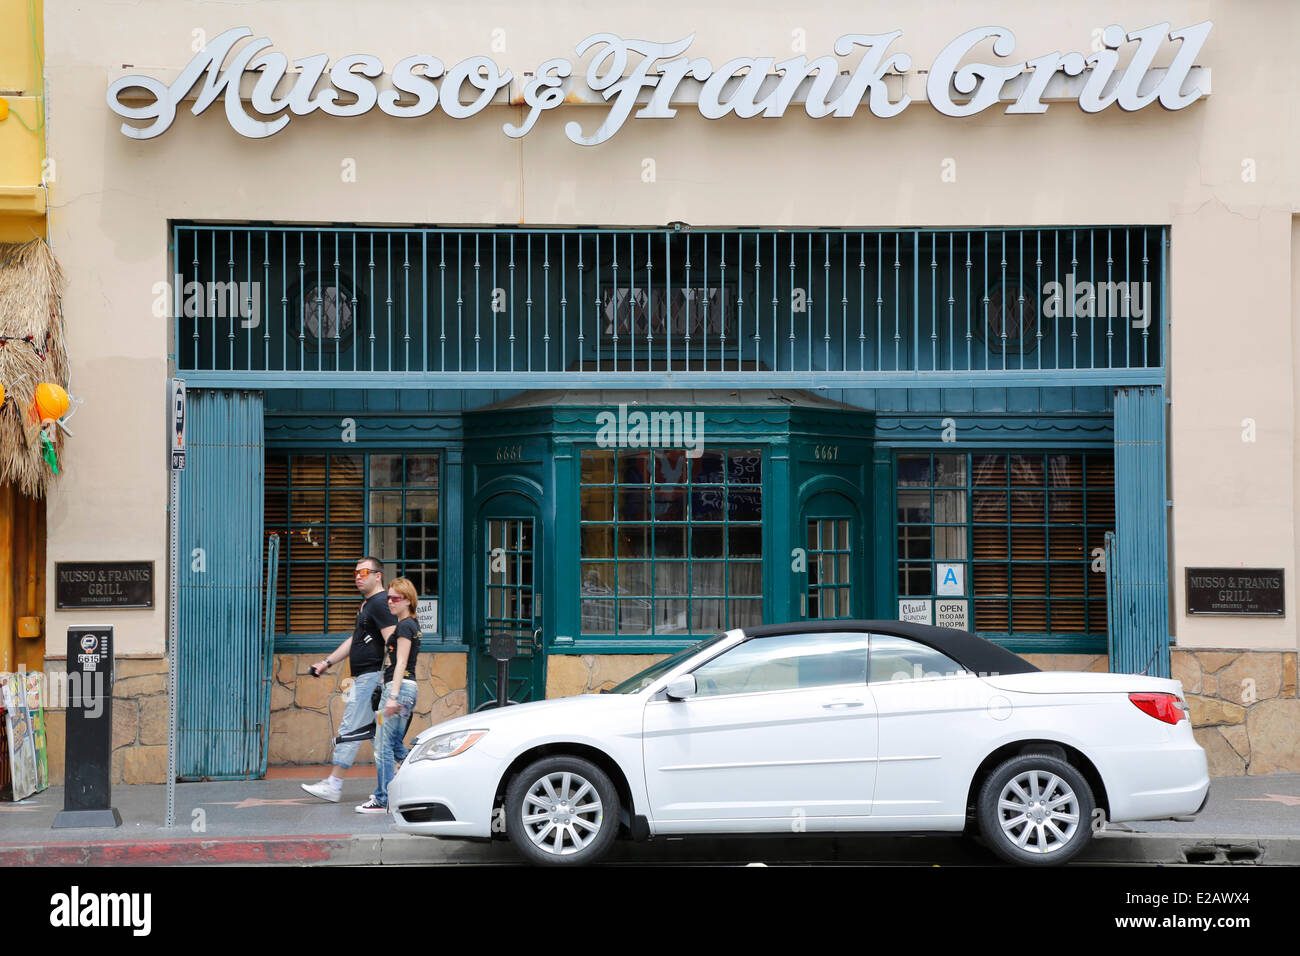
left=52, top=626, right=121, bottom=829
left=484, top=632, right=516, bottom=710
left=496, top=658, right=510, bottom=709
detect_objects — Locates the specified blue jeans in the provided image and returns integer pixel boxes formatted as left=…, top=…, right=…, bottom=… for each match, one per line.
left=332, top=669, right=382, bottom=770
left=374, top=678, right=418, bottom=806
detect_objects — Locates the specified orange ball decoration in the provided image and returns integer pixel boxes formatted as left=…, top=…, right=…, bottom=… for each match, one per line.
left=0, top=383, right=5, bottom=407
left=33, top=383, right=69, bottom=421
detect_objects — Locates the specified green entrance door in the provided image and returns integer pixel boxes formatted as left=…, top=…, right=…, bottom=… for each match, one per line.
left=801, top=491, right=862, bottom=621
left=472, top=493, right=546, bottom=709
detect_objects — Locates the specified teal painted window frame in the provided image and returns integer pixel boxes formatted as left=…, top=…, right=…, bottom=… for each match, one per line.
left=574, top=444, right=766, bottom=644
left=892, top=449, right=1113, bottom=656
left=268, top=448, right=461, bottom=655
left=806, top=517, right=854, bottom=621
left=484, top=516, right=537, bottom=637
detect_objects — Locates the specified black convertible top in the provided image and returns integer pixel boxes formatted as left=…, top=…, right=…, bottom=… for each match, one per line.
left=739, top=620, right=1039, bottom=676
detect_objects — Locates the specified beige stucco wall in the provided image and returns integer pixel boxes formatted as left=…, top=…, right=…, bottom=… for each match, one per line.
left=40, top=0, right=1300, bottom=657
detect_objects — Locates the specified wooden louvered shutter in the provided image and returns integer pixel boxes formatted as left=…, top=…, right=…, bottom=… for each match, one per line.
left=285, top=455, right=328, bottom=633
left=1047, top=454, right=1086, bottom=632
left=1009, top=454, right=1046, bottom=632
left=972, top=454, right=1009, bottom=631
left=966, top=451, right=1115, bottom=635
left=1085, top=455, right=1115, bottom=632
left=327, top=455, right=365, bottom=630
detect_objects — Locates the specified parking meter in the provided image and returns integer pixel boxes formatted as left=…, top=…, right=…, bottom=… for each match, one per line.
left=473, top=633, right=519, bottom=712
left=53, top=626, right=121, bottom=828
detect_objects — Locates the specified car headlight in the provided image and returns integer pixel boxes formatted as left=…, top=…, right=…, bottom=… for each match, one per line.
left=408, top=729, right=488, bottom=763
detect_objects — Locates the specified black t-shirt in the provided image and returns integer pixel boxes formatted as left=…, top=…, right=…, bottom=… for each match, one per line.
left=349, top=592, right=397, bottom=676
left=384, top=617, right=422, bottom=683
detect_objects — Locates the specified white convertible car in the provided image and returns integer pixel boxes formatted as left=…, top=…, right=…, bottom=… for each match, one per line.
left=388, top=621, right=1210, bottom=866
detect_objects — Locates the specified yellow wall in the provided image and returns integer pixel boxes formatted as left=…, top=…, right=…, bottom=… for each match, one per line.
left=0, top=0, right=46, bottom=677
left=0, top=0, right=46, bottom=241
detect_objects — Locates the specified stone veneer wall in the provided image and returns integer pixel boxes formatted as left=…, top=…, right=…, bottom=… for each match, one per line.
left=545, top=654, right=669, bottom=697
left=1020, top=653, right=1109, bottom=673
left=268, top=653, right=468, bottom=765
left=1171, top=649, right=1299, bottom=776
left=108, top=657, right=171, bottom=783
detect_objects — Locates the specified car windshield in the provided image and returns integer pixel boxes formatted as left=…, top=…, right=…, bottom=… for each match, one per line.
left=606, top=633, right=731, bottom=694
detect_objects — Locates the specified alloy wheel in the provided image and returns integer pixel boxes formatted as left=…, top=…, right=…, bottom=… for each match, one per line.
left=995, top=769, right=1081, bottom=854
left=520, top=770, right=604, bottom=856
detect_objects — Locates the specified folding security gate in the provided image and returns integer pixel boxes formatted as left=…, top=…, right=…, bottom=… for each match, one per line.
left=1107, top=385, right=1171, bottom=677
left=177, top=389, right=271, bottom=778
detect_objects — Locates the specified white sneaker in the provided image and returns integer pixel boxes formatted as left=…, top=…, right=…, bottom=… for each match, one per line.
left=355, top=797, right=387, bottom=814
left=301, top=779, right=341, bottom=803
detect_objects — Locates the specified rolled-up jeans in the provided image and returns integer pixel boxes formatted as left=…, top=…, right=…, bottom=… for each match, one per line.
left=332, top=669, right=382, bottom=770
left=375, top=678, right=419, bottom=807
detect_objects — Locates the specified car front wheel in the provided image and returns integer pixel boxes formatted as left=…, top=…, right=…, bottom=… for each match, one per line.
left=977, top=754, right=1095, bottom=866
left=505, top=756, right=620, bottom=866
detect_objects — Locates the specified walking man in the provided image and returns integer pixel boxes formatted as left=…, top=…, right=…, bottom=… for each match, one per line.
left=301, top=555, right=397, bottom=802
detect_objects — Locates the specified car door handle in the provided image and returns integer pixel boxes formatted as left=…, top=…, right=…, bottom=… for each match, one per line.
left=822, top=699, right=865, bottom=709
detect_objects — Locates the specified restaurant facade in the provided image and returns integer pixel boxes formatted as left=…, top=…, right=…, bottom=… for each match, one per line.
left=33, top=0, right=1300, bottom=782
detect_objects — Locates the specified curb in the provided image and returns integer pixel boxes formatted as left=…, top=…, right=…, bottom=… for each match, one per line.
left=0, top=835, right=357, bottom=866
left=0, top=833, right=511, bottom=867
left=1083, top=832, right=1300, bottom=866
left=4, top=832, right=1299, bottom=866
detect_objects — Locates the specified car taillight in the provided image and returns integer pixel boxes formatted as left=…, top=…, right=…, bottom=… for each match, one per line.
left=1129, top=692, right=1187, bottom=724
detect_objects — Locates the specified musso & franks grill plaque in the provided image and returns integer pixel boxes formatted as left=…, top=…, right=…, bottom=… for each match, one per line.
left=56, top=562, right=155, bottom=610
left=1185, top=568, right=1284, bottom=617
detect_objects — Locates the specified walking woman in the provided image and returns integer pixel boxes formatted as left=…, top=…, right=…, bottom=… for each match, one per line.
left=355, top=576, right=421, bottom=813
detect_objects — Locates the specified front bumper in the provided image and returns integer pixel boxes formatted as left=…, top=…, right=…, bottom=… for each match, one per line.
left=387, top=750, right=498, bottom=839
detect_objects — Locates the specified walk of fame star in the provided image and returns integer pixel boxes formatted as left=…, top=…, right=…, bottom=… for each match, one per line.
left=206, top=797, right=315, bottom=809
left=1237, top=793, right=1300, bottom=806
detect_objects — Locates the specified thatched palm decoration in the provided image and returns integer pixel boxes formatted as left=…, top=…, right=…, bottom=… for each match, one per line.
left=0, top=239, right=68, bottom=498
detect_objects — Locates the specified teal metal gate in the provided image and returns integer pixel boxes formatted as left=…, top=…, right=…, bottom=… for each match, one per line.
left=177, top=389, right=271, bottom=779
left=1107, top=385, right=1170, bottom=677
left=258, top=533, right=280, bottom=777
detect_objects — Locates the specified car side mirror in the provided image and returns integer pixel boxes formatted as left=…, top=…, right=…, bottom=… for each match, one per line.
left=665, top=674, right=697, bottom=701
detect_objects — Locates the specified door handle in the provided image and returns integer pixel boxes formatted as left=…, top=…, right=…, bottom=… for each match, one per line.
left=532, top=627, right=542, bottom=650
left=822, top=698, right=865, bottom=709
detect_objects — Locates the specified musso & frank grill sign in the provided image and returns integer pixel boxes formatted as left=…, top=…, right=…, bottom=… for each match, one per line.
left=107, top=22, right=1212, bottom=146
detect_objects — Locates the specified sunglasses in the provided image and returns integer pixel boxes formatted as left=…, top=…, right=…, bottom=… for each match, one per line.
left=386, top=594, right=407, bottom=603
left=354, top=568, right=379, bottom=579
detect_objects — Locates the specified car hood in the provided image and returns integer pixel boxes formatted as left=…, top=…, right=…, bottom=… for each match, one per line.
left=981, top=671, right=1184, bottom=696
left=411, top=692, right=633, bottom=743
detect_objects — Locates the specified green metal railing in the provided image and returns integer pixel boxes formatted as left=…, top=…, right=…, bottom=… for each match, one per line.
left=172, top=224, right=1166, bottom=390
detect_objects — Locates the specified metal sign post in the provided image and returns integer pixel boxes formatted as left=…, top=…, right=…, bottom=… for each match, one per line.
left=166, top=378, right=185, bottom=827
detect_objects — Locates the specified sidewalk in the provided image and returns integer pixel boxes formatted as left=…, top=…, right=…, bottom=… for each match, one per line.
left=2, top=767, right=1298, bottom=866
